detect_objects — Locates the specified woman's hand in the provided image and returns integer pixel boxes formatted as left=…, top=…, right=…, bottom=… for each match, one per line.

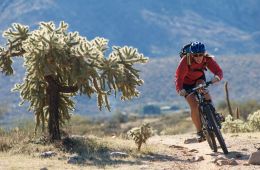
left=179, top=89, right=187, bottom=96
left=211, top=75, right=220, bottom=84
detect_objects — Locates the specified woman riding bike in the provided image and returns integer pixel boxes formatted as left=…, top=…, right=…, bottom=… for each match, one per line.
left=175, top=42, right=223, bottom=142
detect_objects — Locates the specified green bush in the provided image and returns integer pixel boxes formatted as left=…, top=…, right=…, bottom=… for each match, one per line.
left=238, top=100, right=260, bottom=119
left=217, top=100, right=228, bottom=111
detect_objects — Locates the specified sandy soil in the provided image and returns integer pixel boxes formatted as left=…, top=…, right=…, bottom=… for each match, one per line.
left=0, top=132, right=259, bottom=170
left=148, top=132, right=260, bottom=170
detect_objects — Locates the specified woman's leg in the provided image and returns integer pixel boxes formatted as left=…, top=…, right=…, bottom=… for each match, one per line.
left=196, top=79, right=212, bottom=102
left=185, top=94, right=202, bottom=132
left=185, top=79, right=212, bottom=133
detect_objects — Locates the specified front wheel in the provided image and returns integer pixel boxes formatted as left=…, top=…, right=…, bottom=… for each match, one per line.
left=201, top=114, right=217, bottom=152
left=204, top=105, right=229, bottom=154
left=204, top=130, right=217, bottom=152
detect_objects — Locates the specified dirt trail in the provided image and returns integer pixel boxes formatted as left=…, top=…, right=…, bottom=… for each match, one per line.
left=0, top=133, right=259, bottom=170
left=148, top=132, right=260, bottom=170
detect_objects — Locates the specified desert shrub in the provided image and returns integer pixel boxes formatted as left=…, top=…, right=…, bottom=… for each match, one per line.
left=0, top=124, right=35, bottom=152
left=217, top=100, right=228, bottom=111
left=127, top=123, right=153, bottom=151
left=111, top=111, right=128, bottom=123
left=238, top=100, right=260, bottom=119
left=0, top=138, right=12, bottom=152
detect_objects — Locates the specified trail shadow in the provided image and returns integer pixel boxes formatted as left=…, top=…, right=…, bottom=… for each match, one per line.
left=206, top=150, right=250, bottom=160
left=225, top=151, right=250, bottom=160
left=139, top=153, right=186, bottom=162
left=60, top=136, right=138, bottom=168
left=59, top=136, right=192, bottom=168
left=183, top=137, right=197, bottom=144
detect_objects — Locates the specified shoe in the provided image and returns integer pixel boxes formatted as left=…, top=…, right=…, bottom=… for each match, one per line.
left=196, top=131, right=206, bottom=143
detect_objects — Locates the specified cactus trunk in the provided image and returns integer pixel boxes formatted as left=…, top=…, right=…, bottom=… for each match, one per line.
left=45, top=75, right=61, bottom=141
left=224, top=81, right=233, bottom=118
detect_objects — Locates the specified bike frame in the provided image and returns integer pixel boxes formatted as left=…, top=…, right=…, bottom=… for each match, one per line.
left=187, top=81, right=228, bottom=154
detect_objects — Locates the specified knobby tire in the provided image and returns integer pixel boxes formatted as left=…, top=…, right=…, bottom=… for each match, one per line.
left=205, top=130, right=217, bottom=152
left=201, top=113, right=217, bottom=152
left=205, top=104, right=229, bottom=154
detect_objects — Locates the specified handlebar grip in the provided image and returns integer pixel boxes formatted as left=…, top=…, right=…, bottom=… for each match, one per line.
left=206, top=81, right=213, bottom=86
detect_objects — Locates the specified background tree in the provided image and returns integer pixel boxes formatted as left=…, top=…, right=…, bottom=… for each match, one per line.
left=0, top=21, right=148, bottom=141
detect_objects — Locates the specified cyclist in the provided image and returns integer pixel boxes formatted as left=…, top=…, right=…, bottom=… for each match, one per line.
left=175, top=42, right=223, bottom=142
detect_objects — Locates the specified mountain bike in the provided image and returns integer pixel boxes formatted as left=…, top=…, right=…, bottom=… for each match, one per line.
left=187, top=81, right=229, bottom=154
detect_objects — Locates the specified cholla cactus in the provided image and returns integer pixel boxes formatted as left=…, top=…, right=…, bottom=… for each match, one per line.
left=0, top=21, right=148, bottom=141
left=247, top=110, right=260, bottom=131
left=0, top=23, right=29, bottom=75
left=128, top=123, right=152, bottom=151
left=222, top=115, right=250, bottom=133
left=222, top=110, right=260, bottom=133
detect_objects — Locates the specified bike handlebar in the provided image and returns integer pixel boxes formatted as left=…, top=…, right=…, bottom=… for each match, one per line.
left=186, top=81, right=213, bottom=94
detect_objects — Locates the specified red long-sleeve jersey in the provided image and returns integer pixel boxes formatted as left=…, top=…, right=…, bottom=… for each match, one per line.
left=175, top=56, right=223, bottom=92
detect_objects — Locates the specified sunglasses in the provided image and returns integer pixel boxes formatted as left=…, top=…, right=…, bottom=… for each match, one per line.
left=192, top=53, right=204, bottom=58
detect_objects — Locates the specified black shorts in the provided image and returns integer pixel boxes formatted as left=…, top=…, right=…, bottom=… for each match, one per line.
left=182, top=74, right=206, bottom=95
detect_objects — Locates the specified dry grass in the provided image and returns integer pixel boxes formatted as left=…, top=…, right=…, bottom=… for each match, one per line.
left=0, top=129, right=180, bottom=170
left=149, top=112, right=195, bottom=135
left=0, top=127, right=33, bottom=152
left=64, top=112, right=194, bottom=137
left=0, top=112, right=194, bottom=169
left=0, top=151, right=117, bottom=170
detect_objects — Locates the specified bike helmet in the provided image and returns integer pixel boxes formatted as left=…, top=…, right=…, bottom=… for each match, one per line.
left=190, top=42, right=206, bottom=53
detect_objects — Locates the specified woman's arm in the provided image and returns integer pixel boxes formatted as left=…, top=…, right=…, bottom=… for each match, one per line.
left=175, top=57, right=189, bottom=92
left=206, top=57, right=223, bottom=80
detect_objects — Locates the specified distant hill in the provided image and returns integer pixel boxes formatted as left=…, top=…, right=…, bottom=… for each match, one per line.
left=0, top=55, right=259, bottom=119
left=0, top=1, right=260, bottom=123
left=129, top=55, right=260, bottom=106
left=0, top=0, right=260, bottom=57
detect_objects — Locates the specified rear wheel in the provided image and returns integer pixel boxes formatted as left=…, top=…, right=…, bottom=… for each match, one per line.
left=204, top=104, right=229, bottom=154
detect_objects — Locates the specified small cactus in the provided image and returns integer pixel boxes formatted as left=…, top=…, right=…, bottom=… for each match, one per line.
left=247, top=110, right=260, bottom=131
left=127, top=123, right=152, bottom=151
left=222, top=110, right=260, bottom=133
